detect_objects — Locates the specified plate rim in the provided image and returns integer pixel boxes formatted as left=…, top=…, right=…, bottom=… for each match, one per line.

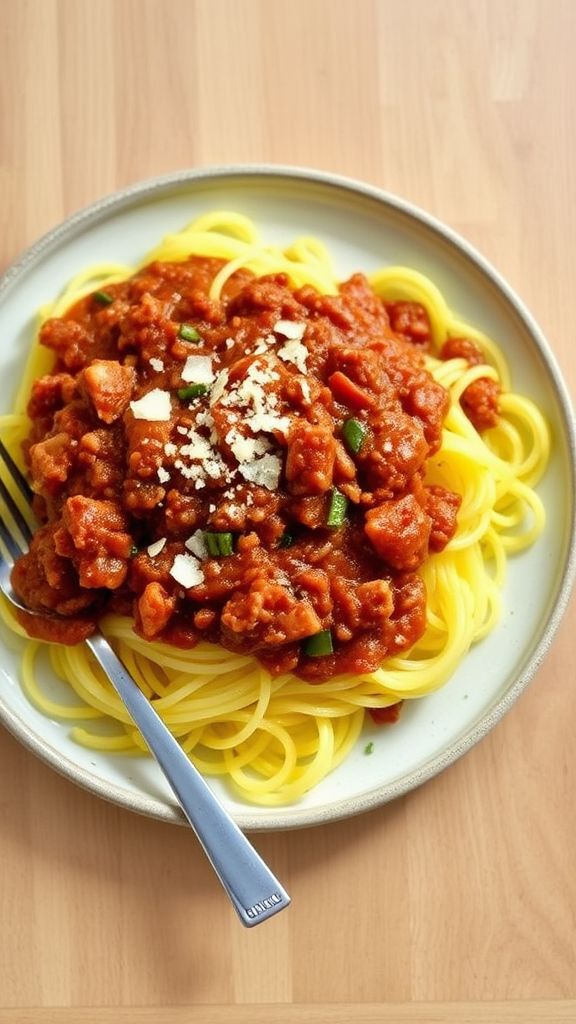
left=1, top=162, right=575, bottom=832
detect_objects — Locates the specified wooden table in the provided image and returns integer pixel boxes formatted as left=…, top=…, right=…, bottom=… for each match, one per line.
left=1, top=2, right=575, bottom=1021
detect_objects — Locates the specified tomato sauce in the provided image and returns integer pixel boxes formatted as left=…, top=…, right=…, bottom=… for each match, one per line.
left=13, top=259, right=465, bottom=681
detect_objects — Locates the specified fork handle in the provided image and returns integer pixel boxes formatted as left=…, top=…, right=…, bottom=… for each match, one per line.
left=86, top=633, right=290, bottom=927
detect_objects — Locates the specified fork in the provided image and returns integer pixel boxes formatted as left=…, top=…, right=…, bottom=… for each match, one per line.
left=0, top=438, right=290, bottom=927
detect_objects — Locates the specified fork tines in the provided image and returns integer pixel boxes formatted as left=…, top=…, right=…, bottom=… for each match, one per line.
left=0, top=439, right=34, bottom=555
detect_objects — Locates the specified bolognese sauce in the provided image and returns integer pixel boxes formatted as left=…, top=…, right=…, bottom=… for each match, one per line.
left=12, top=258, right=471, bottom=681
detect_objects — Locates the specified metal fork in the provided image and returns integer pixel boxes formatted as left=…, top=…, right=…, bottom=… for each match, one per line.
left=0, top=438, right=289, bottom=927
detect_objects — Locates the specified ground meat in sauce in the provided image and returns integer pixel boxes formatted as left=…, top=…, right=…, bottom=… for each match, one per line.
left=440, top=336, right=501, bottom=431
left=13, top=258, right=471, bottom=682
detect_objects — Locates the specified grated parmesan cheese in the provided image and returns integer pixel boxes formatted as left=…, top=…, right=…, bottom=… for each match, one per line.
left=169, top=552, right=204, bottom=588
left=239, top=452, right=282, bottom=490
left=185, top=530, right=209, bottom=560
left=130, top=388, right=171, bottom=421
left=181, top=355, right=215, bottom=385
left=209, top=369, right=229, bottom=406
left=149, top=357, right=165, bottom=372
left=299, top=378, right=312, bottom=405
left=274, top=319, right=306, bottom=341
left=180, top=431, right=214, bottom=461
left=278, top=337, right=309, bottom=374
left=147, top=537, right=167, bottom=557
left=229, top=434, right=271, bottom=464
left=157, top=467, right=171, bottom=484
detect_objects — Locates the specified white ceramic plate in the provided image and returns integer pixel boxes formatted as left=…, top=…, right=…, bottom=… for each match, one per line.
left=0, top=166, right=574, bottom=832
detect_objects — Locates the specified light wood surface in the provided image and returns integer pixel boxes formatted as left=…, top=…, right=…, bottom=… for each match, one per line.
left=1, top=1, right=575, bottom=1021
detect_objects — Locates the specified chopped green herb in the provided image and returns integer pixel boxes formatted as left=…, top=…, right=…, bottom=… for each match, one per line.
left=203, top=532, right=220, bottom=557
left=130, top=544, right=138, bottom=557
left=364, top=741, right=374, bottom=756
left=278, top=530, right=294, bottom=548
left=94, top=290, right=114, bottom=306
left=179, top=323, right=202, bottom=343
left=203, top=531, right=234, bottom=557
left=326, top=488, right=348, bottom=528
left=342, top=416, right=367, bottom=454
left=302, top=629, right=334, bottom=657
left=216, top=532, right=233, bottom=556
left=177, top=384, right=209, bottom=400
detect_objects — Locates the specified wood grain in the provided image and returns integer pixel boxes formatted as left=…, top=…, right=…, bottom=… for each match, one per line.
left=1, top=0, right=575, bottom=1019
left=1, top=1001, right=576, bottom=1024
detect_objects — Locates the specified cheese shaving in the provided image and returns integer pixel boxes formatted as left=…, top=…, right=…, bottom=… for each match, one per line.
left=169, top=553, right=204, bottom=588
left=130, top=389, right=171, bottom=421
left=147, top=538, right=167, bottom=557
left=181, top=355, right=215, bottom=385
left=274, top=319, right=306, bottom=340
left=238, top=453, right=282, bottom=490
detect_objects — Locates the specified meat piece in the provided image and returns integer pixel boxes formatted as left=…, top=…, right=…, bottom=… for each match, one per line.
left=227, top=275, right=303, bottom=318
left=386, top=302, right=432, bottom=347
left=137, top=582, right=176, bottom=638
left=285, top=421, right=336, bottom=495
left=27, top=373, right=77, bottom=423
left=123, top=478, right=166, bottom=513
left=297, top=281, right=359, bottom=331
left=79, top=359, right=136, bottom=423
left=14, top=607, right=97, bottom=645
left=356, top=579, right=394, bottom=626
left=287, top=495, right=327, bottom=529
left=294, top=568, right=333, bottom=619
left=360, top=411, right=429, bottom=494
left=52, top=400, right=94, bottom=440
left=10, top=523, right=98, bottom=620
left=402, top=376, right=450, bottom=451
left=368, top=703, right=403, bottom=724
left=29, top=433, right=76, bottom=496
left=62, top=496, right=130, bottom=554
left=440, top=337, right=500, bottom=431
left=39, top=318, right=94, bottom=371
left=221, top=579, right=321, bottom=647
left=330, top=577, right=393, bottom=636
left=117, top=290, right=176, bottom=360
left=77, top=427, right=124, bottom=497
left=61, top=495, right=132, bottom=589
left=426, top=485, right=461, bottom=551
left=461, top=378, right=501, bottom=431
left=387, top=573, right=427, bottom=652
left=440, top=336, right=485, bottom=364
left=124, top=404, right=173, bottom=476
left=210, top=487, right=281, bottom=532
left=365, top=494, right=431, bottom=570
left=161, top=490, right=203, bottom=535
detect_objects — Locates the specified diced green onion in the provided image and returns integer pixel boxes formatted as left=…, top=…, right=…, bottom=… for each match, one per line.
left=177, top=384, right=208, bottom=400
left=302, top=629, right=334, bottom=657
left=94, top=290, right=114, bottom=306
left=203, top=531, right=234, bottom=557
left=179, top=324, right=202, bottom=343
left=130, top=544, right=138, bottom=557
left=342, top=416, right=367, bottom=454
left=278, top=530, right=294, bottom=548
left=364, top=741, right=374, bottom=756
left=326, top=488, right=348, bottom=528
left=204, top=532, right=220, bottom=557
left=216, top=532, right=233, bottom=556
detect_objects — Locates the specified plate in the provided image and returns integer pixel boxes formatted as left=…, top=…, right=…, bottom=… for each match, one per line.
left=0, top=165, right=574, bottom=832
